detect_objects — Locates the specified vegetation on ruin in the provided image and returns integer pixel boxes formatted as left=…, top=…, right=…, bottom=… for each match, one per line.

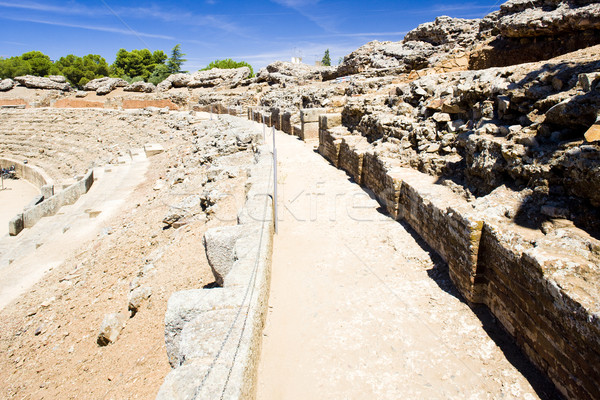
left=201, top=58, right=255, bottom=77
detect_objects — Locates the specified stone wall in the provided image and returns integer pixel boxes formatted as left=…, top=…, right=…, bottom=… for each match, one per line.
left=322, top=126, right=600, bottom=399
left=9, top=169, right=93, bottom=236
left=244, top=104, right=600, bottom=400
left=157, top=142, right=274, bottom=400
left=188, top=102, right=600, bottom=398
left=0, top=157, right=53, bottom=189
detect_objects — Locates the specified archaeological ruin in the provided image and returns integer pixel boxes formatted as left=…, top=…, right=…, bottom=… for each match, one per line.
left=1, top=0, right=599, bottom=398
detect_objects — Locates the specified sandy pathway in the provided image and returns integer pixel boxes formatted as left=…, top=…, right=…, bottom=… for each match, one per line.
left=257, top=131, right=556, bottom=399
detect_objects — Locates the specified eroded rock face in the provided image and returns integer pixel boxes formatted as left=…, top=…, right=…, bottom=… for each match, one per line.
left=0, top=79, right=15, bottom=91
left=84, top=77, right=128, bottom=95
left=157, top=67, right=252, bottom=91
left=495, top=0, right=600, bottom=37
left=331, top=17, right=478, bottom=80
left=255, top=61, right=332, bottom=85
left=404, top=16, right=480, bottom=47
left=472, top=0, right=600, bottom=68
left=14, top=75, right=72, bottom=91
left=124, top=81, right=156, bottom=93
left=97, top=312, right=127, bottom=346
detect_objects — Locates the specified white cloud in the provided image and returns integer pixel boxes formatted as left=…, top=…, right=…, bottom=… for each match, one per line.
left=1, top=16, right=174, bottom=40
left=0, top=1, right=102, bottom=16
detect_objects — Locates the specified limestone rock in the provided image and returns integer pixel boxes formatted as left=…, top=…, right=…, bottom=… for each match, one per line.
left=128, top=286, right=152, bottom=315
left=579, top=72, right=600, bottom=92
left=124, top=81, right=156, bottom=93
left=14, top=75, right=71, bottom=91
left=97, top=312, right=127, bottom=346
left=203, top=225, right=244, bottom=286
left=256, top=61, right=330, bottom=85
left=495, top=0, right=600, bottom=38
left=0, top=78, right=15, bottom=91
left=187, top=67, right=251, bottom=88
left=48, top=75, right=67, bottom=83
left=84, top=77, right=128, bottom=94
left=585, top=116, right=600, bottom=142
left=158, top=67, right=251, bottom=91
left=403, top=16, right=480, bottom=47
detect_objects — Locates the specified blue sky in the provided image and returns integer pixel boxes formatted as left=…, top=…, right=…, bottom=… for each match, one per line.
left=0, top=0, right=502, bottom=72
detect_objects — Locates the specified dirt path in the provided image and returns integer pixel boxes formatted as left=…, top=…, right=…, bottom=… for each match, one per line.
left=257, top=132, right=555, bottom=399
left=0, top=178, right=39, bottom=237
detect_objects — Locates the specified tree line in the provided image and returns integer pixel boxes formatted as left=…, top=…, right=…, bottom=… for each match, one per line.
left=0, top=44, right=188, bottom=88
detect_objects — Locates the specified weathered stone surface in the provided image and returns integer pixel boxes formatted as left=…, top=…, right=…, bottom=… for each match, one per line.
left=48, top=75, right=67, bottom=83
left=300, top=108, right=327, bottom=123
left=164, top=288, right=244, bottom=367
left=97, top=312, right=127, bottom=346
left=0, top=79, right=15, bottom=91
left=14, top=75, right=71, bottom=91
left=84, top=77, right=128, bottom=94
left=203, top=225, right=244, bottom=286
left=123, top=81, right=156, bottom=93
left=158, top=67, right=251, bottom=91
left=404, top=16, right=480, bottom=47
left=256, top=61, right=331, bottom=85
left=128, top=286, right=152, bottom=315
left=585, top=116, right=600, bottom=142
left=495, top=0, right=600, bottom=38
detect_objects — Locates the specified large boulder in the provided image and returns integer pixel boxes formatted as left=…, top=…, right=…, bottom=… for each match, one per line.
left=157, top=67, right=252, bottom=91
left=187, top=67, right=251, bottom=88
left=255, top=61, right=332, bottom=85
left=203, top=225, right=245, bottom=286
left=14, top=75, right=71, bottom=91
left=403, top=16, right=480, bottom=47
left=494, top=0, right=600, bottom=38
left=47, top=75, right=67, bottom=83
left=123, top=81, right=156, bottom=93
left=84, top=77, right=128, bottom=95
left=0, top=78, right=15, bottom=91
left=472, top=0, right=600, bottom=68
left=96, top=312, right=127, bottom=346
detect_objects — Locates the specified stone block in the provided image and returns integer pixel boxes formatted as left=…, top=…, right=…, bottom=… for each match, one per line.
left=41, top=184, right=54, bottom=199
left=338, top=136, right=369, bottom=184
left=8, top=214, right=24, bottom=236
left=281, top=111, right=292, bottom=134
left=144, top=143, right=164, bottom=157
left=300, top=108, right=326, bottom=123
left=319, top=113, right=342, bottom=131
left=271, top=108, right=281, bottom=131
left=292, top=124, right=302, bottom=137
left=300, top=121, right=319, bottom=140
left=203, top=225, right=245, bottom=286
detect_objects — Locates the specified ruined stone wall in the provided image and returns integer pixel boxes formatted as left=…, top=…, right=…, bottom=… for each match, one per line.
left=193, top=102, right=600, bottom=398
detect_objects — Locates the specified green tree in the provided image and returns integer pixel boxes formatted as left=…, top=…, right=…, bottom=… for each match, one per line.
left=0, top=56, right=32, bottom=79
left=21, top=51, right=53, bottom=76
left=167, top=44, right=187, bottom=74
left=321, top=49, right=331, bottom=66
left=54, top=54, right=110, bottom=88
left=148, top=64, right=171, bottom=85
left=201, top=58, right=254, bottom=77
left=112, top=48, right=169, bottom=81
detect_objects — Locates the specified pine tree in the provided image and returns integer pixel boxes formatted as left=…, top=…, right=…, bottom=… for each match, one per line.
left=167, top=44, right=187, bottom=74
left=321, top=49, right=331, bottom=66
